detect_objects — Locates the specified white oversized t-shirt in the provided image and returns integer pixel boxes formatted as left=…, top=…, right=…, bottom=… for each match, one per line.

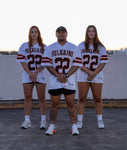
left=17, top=42, right=47, bottom=83
left=77, top=42, right=108, bottom=83
left=41, top=42, right=82, bottom=90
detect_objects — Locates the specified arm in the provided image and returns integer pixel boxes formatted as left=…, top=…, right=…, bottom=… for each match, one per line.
left=21, top=62, right=44, bottom=82
left=67, top=66, right=79, bottom=76
left=32, top=66, right=44, bottom=76
left=60, top=66, right=79, bottom=83
left=21, top=62, right=31, bottom=75
left=46, top=66, right=65, bottom=83
left=94, top=63, right=105, bottom=75
left=80, top=65, right=92, bottom=75
left=91, top=46, right=107, bottom=77
left=87, top=63, right=106, bottom=81
left=21, top=62, right=34, bottom=81
left=46, top=66, right=58, bottom=77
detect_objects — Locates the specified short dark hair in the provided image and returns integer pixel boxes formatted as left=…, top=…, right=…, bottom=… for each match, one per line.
left=56, top=26, right=67, bottom=32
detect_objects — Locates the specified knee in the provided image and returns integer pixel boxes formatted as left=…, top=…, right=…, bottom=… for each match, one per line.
left=25, top=95, right=32, bottom=102
left=79, top=96, right=86, bottom=103
left=51, top=100, right=59, bottom=108
left=39, top=97, right=45, bottom=103
left=66, top=101, right=74, bottom=108
left=94, top=96, right=101, bottom=103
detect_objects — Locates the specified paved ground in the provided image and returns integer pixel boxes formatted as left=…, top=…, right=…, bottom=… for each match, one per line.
left=0, top=108, right=127, bottom=150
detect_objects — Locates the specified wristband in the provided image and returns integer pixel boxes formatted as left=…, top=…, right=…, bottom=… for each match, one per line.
left=65, top=73, right=69, bottom=78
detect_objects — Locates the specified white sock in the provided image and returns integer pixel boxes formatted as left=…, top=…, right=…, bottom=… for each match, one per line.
left=41, top=115, right=46, bottom=121
left=25, top=116, right=30, bottom=122
left=50, top=124, right=55, bottom=128
left=97, top=115, right=103, bottom=121
left=77, top=114, right=83, bottom=122
left=72, top=124, right=77, bottom=128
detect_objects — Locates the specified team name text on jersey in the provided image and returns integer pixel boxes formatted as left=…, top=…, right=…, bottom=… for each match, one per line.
left=52, top=50, right=73, bottom=57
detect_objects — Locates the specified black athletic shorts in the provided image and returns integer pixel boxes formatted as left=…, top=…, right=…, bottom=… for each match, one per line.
left=24, top=82, right=41, bottom=84
left=48, top=88, right=75, bottom=96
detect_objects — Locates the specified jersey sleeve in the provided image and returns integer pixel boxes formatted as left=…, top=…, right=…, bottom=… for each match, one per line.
left=78, top=42, right=84, bottom=51
left=72, top=46, right=83, bottom=67
left=44, top=44, right=47, bottom=49
left=41, top=46, right=52, bottom=66
left=100, top=46, right=108, bottom=64
left=16, top=44, right=26, bottom=63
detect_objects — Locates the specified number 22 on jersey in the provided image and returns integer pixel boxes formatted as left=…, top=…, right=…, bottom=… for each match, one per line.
left=55, top=57, right=70, bottom=74
left=27, top=54, right=42, bottom=71
left=83, top=54, right=98, bottom=71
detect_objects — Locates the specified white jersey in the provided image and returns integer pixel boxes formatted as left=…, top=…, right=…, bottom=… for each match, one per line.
left=16, top=42, right=47, bottom=83
left=41, top=42, right=82, bottom=90
left=77, top=42, right=108, bottom=83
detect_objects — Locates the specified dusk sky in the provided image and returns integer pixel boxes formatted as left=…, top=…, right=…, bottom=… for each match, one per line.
left=0, top=0, right=127, bottom=51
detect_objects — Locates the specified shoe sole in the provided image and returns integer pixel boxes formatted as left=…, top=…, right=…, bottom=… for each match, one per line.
left=71, top=130, right=79, bottom=135
left=98, top=127, right=105, bottom=129
left=21, top=126, right=31, bottom=129
left=72, top=133, right=79, bottom=136
left=45, top=129, right=56, bottom=136
left=21, top=127, right=27, bottom=129
left=21, top=125, right=31, bottom=129
left=77, top=126, right=82, bottom=129
left=40, top=127, right=46, bottom=130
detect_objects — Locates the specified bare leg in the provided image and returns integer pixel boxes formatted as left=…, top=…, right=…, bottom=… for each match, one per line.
left=90, top=83, right=103, bottom=115
left=77, top=82, right=90, bottom=114
left=65, top=94, right=77, bottom=124
left=36, top=83, right=46, bottom=115
left=50, top=95, right=61, bottom=124
left=23, top=83, right=34, bottom=116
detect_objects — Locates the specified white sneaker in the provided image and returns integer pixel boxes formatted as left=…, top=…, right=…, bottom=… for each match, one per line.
left=77, top=121, right=83, bottom=129
left=40, top=120, right=47, bottom=129
left=45, top=125, right=56, bottom=135
left=21, top=120, right=31, bottom=129
left=97, top=120, right=105, bottom=129
left=72, top=124, right=79, bottom=135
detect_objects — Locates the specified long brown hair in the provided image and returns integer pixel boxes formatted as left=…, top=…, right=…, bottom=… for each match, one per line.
left=84, top=25, right=105, bottom=53
left=28, top=26, right=44, bottom=53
